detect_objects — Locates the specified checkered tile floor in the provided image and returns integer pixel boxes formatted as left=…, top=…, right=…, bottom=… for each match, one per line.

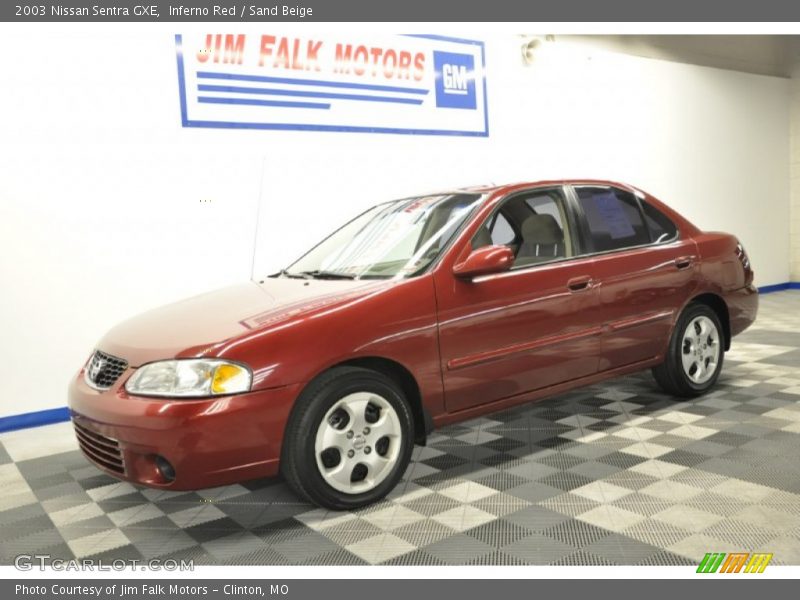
left=3, top=291, right=800, bottom=566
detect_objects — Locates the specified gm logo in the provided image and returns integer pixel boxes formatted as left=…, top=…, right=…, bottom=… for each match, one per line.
left=433, top=51, right=476, bottom=110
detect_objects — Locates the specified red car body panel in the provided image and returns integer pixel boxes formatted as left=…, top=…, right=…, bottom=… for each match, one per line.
left=69, top=378, right=299, bottom=486
left=68, top=180, right=758, bottom=490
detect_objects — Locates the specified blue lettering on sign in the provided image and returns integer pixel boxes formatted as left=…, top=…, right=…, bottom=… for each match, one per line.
left=433, top=51, right=476, bottom=110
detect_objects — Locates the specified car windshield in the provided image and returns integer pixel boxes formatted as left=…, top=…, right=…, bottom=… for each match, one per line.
left=281, top=193, right=483, bottom=280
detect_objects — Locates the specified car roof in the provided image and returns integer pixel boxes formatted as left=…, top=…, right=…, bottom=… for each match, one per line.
left=422, top=178, right=649, bottom=197
left=436, top=179, right=645, bottom=197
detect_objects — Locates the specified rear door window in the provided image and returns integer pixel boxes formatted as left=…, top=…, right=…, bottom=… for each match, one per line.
left=575, top=187, right=651, bottom=252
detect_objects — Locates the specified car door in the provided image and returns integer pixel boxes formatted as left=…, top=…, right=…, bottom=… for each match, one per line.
left=569, top=184, right=699, bottom=371
left=434, top=186, right=603, bottom=413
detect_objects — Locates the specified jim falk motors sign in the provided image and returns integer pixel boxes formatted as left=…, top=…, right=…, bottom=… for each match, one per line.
left=174, top=33, right=488, bottom=136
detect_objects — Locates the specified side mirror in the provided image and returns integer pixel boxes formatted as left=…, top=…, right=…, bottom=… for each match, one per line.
left=452, top=245, right=514, bottom=279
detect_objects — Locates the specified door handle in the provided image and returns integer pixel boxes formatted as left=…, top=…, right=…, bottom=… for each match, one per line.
left=674, top=255, right=695, bottom=270
left=567, top=276, right=593, bottom=292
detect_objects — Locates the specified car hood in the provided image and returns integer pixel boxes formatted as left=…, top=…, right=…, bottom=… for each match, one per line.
left=97, top=278, right=386, bottom=367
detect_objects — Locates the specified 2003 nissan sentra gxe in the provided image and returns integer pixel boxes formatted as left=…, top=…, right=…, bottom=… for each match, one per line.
left=69, top=180, right=757, bottom=509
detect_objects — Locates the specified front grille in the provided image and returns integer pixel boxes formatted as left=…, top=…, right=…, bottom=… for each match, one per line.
left=73, top=421, right=125, bottom=474
left=84, top=350, right=128, bottom=390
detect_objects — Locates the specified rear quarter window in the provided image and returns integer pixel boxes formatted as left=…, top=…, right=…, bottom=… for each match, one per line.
left=642, top=200, right=679, bottom=243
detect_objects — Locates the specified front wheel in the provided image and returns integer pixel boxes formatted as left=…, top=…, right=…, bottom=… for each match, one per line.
left=281, top=366, right=414, bottom=510
left=653, top=303, right=725, bottom=398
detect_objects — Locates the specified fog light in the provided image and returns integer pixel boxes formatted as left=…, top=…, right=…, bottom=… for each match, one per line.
left=154, top=455, right=175, bottom=482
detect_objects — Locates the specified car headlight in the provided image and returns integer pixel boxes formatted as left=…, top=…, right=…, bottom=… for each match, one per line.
left=124, top=359, right=252, bottom=398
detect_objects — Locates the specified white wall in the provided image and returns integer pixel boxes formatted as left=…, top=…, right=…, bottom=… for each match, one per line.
left=791, top=64, right=800, bottom=282
left=0, top=26, right=791, bottom=418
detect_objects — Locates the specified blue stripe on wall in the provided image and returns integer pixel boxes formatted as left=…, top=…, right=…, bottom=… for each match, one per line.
left=0, top=407, right=71, bottom=433
left=758, top=282, right=800, bottom=294
left=1, top=282, right=797, bottom=434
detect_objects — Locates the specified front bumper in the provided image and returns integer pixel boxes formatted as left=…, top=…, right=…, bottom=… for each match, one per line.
left=67, top=371, right=302, bottom=490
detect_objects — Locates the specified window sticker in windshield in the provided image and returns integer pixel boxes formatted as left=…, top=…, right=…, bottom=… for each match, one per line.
left=321, top=197, right=444, bottom=273
left=403, top=195, right=446, bottom=214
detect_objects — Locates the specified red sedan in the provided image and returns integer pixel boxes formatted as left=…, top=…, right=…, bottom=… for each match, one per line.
left=69, top=180, right=757, bottom=509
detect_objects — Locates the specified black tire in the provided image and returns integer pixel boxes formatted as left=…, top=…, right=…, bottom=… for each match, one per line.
left=281, top=366, right=415, bottom=510
left=653, top=302, right=725, bottom=398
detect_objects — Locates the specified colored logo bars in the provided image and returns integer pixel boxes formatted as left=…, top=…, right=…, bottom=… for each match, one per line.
left=696, top=552, right=773, bottom=573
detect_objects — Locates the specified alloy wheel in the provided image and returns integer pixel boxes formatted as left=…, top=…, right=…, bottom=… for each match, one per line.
left=314, top=392, right=402, bottom=494
left=680, top=315, right=721, bottom=384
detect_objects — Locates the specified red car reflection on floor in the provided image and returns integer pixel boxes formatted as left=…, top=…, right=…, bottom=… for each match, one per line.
left=69, top=180, right=757, bottom=509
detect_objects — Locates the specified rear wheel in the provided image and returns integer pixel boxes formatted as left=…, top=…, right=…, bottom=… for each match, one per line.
left=281, top=366, right=414, bottom=510
left=653, top=303, right=725, bottom=398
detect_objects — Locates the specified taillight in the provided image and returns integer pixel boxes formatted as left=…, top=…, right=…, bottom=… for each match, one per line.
left=735, top=242, right=750, bottom=270
left=735, top=241, right=753, bottom=284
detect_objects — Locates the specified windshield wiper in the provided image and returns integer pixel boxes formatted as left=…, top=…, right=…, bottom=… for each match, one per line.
left=270, top=269, right=312, bottom=279
left=299, top=270, right=358, bottom=280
